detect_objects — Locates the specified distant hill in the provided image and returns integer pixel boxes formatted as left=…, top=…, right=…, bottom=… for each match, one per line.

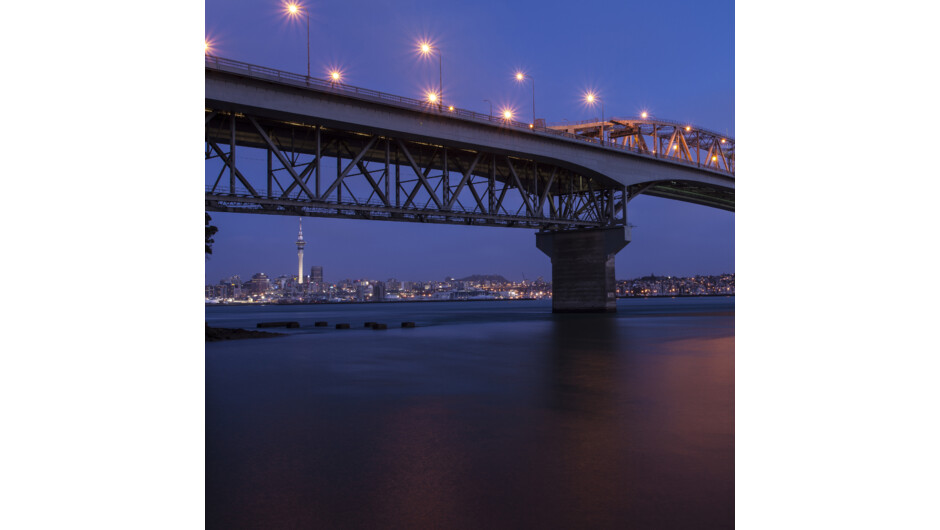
left=457, top=274, right=510, bottom=284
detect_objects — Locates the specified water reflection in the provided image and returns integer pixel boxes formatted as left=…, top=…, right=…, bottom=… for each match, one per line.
left=206, top=301, right=734, bottom=529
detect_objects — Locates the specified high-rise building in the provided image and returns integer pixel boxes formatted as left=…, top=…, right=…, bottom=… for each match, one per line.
left=373, top=282, right=386, bottom=301
left=248, top=273, right=270, bottom=295
left=296, top=218, right=306, bottom=285
left=309, top=266, right=323, bottom=284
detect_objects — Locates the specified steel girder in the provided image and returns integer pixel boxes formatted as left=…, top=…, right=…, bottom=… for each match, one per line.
left=547, top=118, right=734, bottom=173
left=205, top=110, right=628, bottom=229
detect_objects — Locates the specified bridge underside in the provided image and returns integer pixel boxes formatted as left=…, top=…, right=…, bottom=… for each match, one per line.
left=206, top=110, right=631, bottom=230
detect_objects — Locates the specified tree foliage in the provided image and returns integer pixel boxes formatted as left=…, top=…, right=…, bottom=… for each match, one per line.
left=206, top=213, right=219, bottom=256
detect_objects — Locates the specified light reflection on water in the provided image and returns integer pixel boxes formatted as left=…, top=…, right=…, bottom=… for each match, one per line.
left=206, top=298, right=734, bottom=529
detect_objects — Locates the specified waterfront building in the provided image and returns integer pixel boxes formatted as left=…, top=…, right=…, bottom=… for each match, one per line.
left=373, top=282, right=386, bottom=301
left=248, top=273, right=271, bottom=296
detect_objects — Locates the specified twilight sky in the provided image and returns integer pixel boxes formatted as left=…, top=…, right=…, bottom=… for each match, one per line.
left=204, top=0, right=734, bottom=284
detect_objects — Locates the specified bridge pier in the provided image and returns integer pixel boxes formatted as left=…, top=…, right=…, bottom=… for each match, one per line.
left=536, top=226, right=630, bottom=313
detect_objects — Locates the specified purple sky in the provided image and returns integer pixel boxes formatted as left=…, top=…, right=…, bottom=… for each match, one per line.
left=205, top=0, right=734, bottom=284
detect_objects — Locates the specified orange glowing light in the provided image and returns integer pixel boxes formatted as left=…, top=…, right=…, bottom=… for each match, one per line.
left=585, top=92, right=596, bottom=104
left=712, top=156, right=718, bottom=161
left=721, top=138, right=726, bottom=143
left=448, top=105, right=455, bottom=111
left=641, top=111, right=648, bottom=119
left=502, top=109, right=513, bottom=120
left=685, top=126, right=691, bottom=131
left=673, top=145, right=678, bottom=150
left=529, top=123, right=534, bottom=128
left=287, top=3, right=299, bottom=14
left=426, top=92, right=438, bottom=103
left=419, top=42, right=432, bottom=55
left=330, top=70, right=341, bottom=81
left=516, top=72, right=524, bottom=81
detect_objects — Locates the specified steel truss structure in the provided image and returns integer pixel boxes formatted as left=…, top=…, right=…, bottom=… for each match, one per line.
left=547, top=118, right=735, bottom=174
left=206, top=111, right=630, bottom=229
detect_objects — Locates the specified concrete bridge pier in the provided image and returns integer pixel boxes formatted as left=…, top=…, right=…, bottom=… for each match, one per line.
left=536, top=226, right=631, bottom=313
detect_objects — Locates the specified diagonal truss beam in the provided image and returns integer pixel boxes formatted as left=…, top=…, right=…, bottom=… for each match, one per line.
left=247, top=116, right=317, bottom=200
left=321, top=135, right=379, bottom=199
left=397, top=140, right=444, bottom=210
left=208, top=141, right=259, bottom=197
left=444, top=152, right=482, bottom=210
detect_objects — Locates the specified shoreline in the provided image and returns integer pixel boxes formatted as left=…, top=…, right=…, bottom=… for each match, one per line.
left=205, top=323, right=285, bottom=342
left=206, top=294, right=734, bottom=307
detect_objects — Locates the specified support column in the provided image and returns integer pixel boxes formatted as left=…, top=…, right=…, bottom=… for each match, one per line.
left=536, top=226, right=631, bottom=313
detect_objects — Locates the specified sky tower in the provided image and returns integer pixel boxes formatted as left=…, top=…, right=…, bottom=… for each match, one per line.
left=296, top=217, right=306, bottom=286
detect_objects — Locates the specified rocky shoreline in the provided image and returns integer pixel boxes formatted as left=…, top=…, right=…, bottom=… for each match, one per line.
left=205, top=323, right=284, bottom=342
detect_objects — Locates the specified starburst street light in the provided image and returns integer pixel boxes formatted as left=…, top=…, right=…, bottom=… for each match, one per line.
left=514, top=71, right=536, bottom=127
left=426, top=91, right=439, bottom=104
left=584, top=91, right=606, bottom=143
left=285, top=2, right=311, bottom=79
left=418, top=40, right=443, bottom=109
left=502, top=108, right=514, bottom=121
left=205, top=39, right=212, bottom=55
left=328, top=69, right=342, bottom=85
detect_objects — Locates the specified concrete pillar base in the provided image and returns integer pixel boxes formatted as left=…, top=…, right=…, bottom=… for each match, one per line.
left=536, top=226, right=630, bottom=313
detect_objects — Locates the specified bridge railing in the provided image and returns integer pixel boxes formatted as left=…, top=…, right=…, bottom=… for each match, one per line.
left=205, top=56, right=733, bottom=177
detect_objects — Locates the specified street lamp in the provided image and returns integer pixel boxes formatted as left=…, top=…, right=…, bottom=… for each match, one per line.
left=418, top=41, right=443, bottom=109
left=329, top=69, right=342, bottom=86
left=285, top=2, right=310, bottom=79
left=483, top=99, right=493, bottom=118
left=514, top=71, right=536, bottom=127
left=585, top=91, right=605, bottom=143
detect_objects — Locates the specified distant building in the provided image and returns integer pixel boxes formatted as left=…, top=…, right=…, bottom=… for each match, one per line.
left=373, top=282, right=386, bottom=301
left=248, top=272, right=270, bottom=296
left=309, top=266, right=323, bottom=283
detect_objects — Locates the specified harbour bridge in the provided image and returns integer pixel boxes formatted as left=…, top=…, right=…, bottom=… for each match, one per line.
left=205, top=56, right=734, bottom=312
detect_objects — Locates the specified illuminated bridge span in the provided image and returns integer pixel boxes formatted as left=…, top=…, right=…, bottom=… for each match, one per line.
left=205, top=56, right=734, bottom=312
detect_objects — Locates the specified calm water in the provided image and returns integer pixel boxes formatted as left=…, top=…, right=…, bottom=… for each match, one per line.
left=206, top=298, right=734, bottom=529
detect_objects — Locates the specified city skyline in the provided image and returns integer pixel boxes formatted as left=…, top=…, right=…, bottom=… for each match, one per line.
left=204, top=0, right=734, bottom=284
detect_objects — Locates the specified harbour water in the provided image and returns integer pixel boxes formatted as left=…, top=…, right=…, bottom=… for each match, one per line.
left=206, top=297, right=734, bottom=528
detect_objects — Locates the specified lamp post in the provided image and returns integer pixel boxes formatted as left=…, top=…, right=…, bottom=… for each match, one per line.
left=585, top=92, right=605, bottom=144
left=419, top=41, right=443, bottom=110
left=514, top=72, right=536, bottom=127
left=286, top=2, right=310, bottom=79
left=329, top=69, right=342, bottom=87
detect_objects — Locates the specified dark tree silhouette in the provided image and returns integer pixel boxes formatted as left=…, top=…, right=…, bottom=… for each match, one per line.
left=206, top=213, right=219, bottom=256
